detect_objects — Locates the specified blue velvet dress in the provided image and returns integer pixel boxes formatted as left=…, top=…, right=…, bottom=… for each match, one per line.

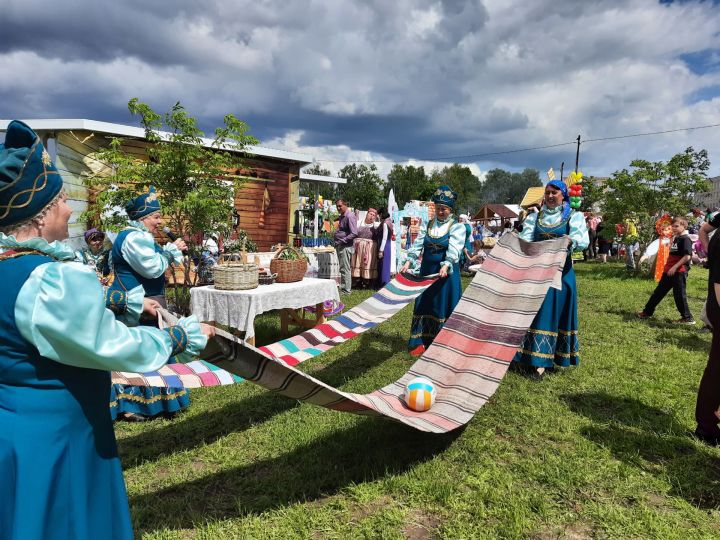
left=109, top=227, right=190, bottom=419
left=512, top=212, right=581, bottom=368
left=407, top=221, right=463, bottom=350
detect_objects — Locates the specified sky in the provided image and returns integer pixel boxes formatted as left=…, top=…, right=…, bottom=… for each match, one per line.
left=2, top=0, right=720, bottom=181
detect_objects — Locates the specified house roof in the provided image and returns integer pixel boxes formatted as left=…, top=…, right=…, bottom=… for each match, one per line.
left=0, top=118, right=313, bottom=164
left=472, top=204, right=518, bottom=222
left=520, top=186, right=545, bottom=208
left=299, top=172, right=347, bottom=184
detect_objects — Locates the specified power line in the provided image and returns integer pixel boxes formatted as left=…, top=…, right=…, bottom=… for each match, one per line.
left=582, top=123, right=720, bottom=143
left=317, top=122, right=720, bottom=164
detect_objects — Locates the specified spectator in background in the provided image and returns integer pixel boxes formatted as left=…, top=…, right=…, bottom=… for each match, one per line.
left=377, top=208, right=394, bottom=287
left=596, top=218, right=610, bottom=263
left=351, top=207, right=380, bottom=288
left=636, top=216, right=694, bottom=325
left=624, top=216, right=639, bottom=270
left=693, top=212, right=720, bottom=445
left=334, top=199, right=358, bottom=295
left=76, top=228, right=111, bottom=283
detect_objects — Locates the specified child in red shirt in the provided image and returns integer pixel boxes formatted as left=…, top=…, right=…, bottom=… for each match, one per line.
left=637, top=217, right=695, bottom=324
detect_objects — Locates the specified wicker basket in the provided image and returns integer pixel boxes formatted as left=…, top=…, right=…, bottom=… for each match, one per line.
left=213, top=261, right=258, bottom=290
left=270, top=246, right=308, bottom=283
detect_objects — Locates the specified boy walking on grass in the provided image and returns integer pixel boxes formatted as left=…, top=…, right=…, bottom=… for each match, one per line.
left=637, top=216, right=695, bottom=324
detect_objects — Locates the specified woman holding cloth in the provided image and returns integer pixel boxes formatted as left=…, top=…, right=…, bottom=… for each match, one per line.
left=108, top=186, right=191, bottom=420
left=512, top=180, right=589, bottom=380
left=399, top=185, right=466, bottom=357
left=0, top=120, right=211, bottom=539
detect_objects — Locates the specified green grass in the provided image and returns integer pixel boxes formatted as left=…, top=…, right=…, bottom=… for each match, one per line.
left=117, top=264, right=720, bottom=539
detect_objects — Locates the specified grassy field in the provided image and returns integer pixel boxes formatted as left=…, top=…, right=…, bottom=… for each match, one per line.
left=117, top=263, right=720, bottom=539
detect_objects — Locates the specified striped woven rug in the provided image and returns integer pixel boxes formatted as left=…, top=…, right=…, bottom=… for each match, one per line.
left=200, top=233, right=569, bottom=433
left=111, top=272, right=437, bottom=387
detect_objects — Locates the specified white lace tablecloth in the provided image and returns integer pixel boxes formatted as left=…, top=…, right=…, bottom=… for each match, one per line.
left=190, top=278, right=340, bottom=340
left=249, top=249, right=339, bottom=281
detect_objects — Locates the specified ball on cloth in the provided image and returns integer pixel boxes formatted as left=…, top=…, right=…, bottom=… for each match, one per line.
left=403, top=377, right=436, bottom=412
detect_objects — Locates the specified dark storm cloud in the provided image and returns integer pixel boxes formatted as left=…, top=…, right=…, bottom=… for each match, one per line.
left=2, top=0, right=720, bottom=177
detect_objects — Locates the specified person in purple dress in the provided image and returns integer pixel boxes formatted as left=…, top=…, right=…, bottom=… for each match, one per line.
left=377, top=208, right=393, bottom=287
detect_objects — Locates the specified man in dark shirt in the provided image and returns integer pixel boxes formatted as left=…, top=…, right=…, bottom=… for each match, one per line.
left=693, top=213, right=720, bottom=445
left=334, top=199, right=357, bottom=294
left=636, top=217, right=694, bottom=324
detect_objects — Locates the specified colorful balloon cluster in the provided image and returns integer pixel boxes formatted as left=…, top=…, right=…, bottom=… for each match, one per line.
left=566, top=171, right=584, bottom=209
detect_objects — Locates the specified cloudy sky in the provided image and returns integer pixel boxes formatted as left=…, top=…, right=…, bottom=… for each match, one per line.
left=2, top=0, right=720, bottom=179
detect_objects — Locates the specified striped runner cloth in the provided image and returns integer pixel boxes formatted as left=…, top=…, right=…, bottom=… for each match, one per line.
left=200, top=233, right=569, bottom=433
left=111, top=273, right=437, bottom=387
left=111, top=360, right=242, bottom=388
left=258, top=272, right=438, bottom=365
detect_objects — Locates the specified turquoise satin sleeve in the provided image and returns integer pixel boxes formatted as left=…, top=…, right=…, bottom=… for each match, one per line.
left=162, top=242, right=184, bottom=265
left=120, top=230, right=170, bottom=279
left=15, top=261, right=175, bottom=372
left=110, top=285, right=145, bottom=326
left=173, top=315, right=208, bottom=358
left=569, top=211, right=590, bottom=250
left=519, top=213, right=537, bottom=242
left=440, top=222, right=466, bottom=274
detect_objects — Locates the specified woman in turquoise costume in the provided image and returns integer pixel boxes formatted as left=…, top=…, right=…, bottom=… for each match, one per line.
left=0, top=120, right=212, bottom=539
left=512, top=180, right=589, bottom=380
left=108, top=187, right=191, bottom=420
left=399, top=185, right=466, bottom=357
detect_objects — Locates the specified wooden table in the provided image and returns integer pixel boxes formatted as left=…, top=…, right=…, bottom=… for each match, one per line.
left=190, top=278, right=340, bottom=346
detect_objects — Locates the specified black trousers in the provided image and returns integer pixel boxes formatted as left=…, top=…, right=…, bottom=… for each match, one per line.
left=642, top=272, right=692, bottom=319
left=696, top=303, right=720, bottom=435
left=584, top=229, right=597, bottom=260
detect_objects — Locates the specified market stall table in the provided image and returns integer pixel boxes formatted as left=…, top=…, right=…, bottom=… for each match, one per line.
left=190, top=277, right=340, bottom=346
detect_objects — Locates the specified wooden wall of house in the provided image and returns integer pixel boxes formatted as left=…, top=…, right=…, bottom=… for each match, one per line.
left=234, top=158, right=298, bottom=251
left=53, top=130, right=112, bottom=249
left=50, top=129, right=299, bottom=252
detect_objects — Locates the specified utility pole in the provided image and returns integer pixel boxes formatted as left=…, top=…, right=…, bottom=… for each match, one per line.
left=575, top=135, right=581, bottom=172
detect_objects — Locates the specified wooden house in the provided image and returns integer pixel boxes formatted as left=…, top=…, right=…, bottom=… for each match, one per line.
left=0, top=119, right=314, bottom=251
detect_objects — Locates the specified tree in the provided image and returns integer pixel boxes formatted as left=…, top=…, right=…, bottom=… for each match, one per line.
left=429, top=163, right=482, bottom=214
left=384, top=164, right=434, bottom=207
left=337, top=163, right=384, bottom=210
left=479, top=168, right=542, bottom=206
left=598, top=147, right=710, bottom=244
left=85, top=98, right=257, bottom=311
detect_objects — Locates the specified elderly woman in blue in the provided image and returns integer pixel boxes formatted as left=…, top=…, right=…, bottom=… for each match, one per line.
left=108, top=187, right=191, bottom=421
left=399, top=185, right=466, bottom=357
left=512, top=180, right=589, bottom=380
left=0, top=120, right=212, bottom=539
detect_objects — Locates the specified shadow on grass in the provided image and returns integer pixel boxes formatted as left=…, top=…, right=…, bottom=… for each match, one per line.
left=118, top=332, right=408, bottom=464
left=563, top=391, right=720, bottom=509
left=130, top=418, right=462, bottom=534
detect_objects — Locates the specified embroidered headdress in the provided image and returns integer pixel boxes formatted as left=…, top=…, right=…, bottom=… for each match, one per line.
left=431, top=185, right=457, bottom=209
left=0, top=120, right=63, bottom=228
left=125, top=186, right=162, bottom=220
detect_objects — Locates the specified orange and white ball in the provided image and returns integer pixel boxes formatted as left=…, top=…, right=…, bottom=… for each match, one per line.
left=403, top=377, right=436, bottom=412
